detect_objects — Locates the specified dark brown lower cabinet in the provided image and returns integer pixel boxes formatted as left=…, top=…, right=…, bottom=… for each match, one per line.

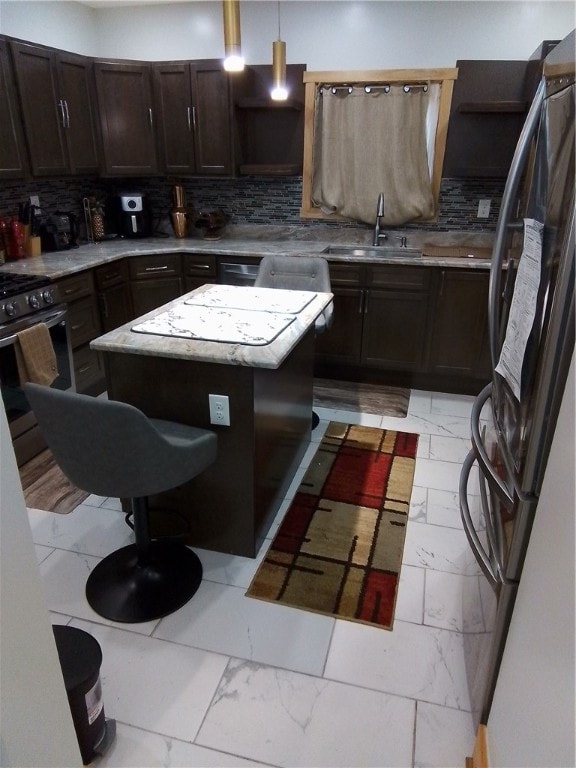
left=56, top=271, right=105, bottom=395
left=129, top=253, right=183, bottom=317
left=316, top=261, right=490, bottom=393
left=429, top=269, right=491, bottom=379
left=315, top=263, right=363, bottom=366
left=183, top=253, right=217, bottom=292
left=95, top=260, right=134, bottom=332
left=362, top=265, right=432, bottom=371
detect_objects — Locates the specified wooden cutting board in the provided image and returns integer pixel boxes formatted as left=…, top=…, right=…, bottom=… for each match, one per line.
left=422, top=245, right=492, bottom=260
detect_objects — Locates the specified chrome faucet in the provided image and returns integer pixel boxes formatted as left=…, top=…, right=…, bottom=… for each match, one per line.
left=373, top=193, right=387, bottom=246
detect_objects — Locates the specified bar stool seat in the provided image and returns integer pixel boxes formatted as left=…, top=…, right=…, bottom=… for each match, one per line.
left=24, top=383, right=217, bottom=623
left=255, top=254, right=333, bottom=428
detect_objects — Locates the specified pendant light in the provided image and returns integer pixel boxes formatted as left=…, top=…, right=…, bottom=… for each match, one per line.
left=271, top=1, right=288, bottom=101
left=222, top=0, right=244, bottom=72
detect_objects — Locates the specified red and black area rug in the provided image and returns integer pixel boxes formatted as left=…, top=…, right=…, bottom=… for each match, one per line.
left=246, top=421, right=419, bottom=630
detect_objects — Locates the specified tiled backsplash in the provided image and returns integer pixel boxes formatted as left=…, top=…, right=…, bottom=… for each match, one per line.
left=0, top=175, right=503, bottom=235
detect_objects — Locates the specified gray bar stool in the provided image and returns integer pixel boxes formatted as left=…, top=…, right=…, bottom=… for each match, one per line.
left=255, top=254, right=333, bottom=428
left=24, top=383, right=217, bottom=624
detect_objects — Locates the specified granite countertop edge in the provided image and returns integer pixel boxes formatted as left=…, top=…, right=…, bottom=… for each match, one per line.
left=90, top=284, right=334, bottom=370
left=0, top=224, right=495, bottom=280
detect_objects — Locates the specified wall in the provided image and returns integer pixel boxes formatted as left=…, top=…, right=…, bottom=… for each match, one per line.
left=0, top=0, right=574, bottom=232
left=0, top=1, right=574, bottom=66
left=0, top=405, right=82, bottom=768
left=487, top=353, right=575, bottom=767
left=0, top=0, right=97, bottom=54
left=0, top=1, right=572, bottom=234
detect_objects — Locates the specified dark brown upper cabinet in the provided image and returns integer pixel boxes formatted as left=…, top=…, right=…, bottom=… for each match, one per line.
left=10, top=41, right=99, bottom=176
left=0, top=38, right=28, bottom=179
left=153, top=60, right=234, bottom=176
left=442, top=59, right=529, bottom=178
left=234, top=64, right=306, bottom=175
left=94, top=60, right=159, bottom=176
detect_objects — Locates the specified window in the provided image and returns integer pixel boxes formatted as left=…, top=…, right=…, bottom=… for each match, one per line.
left=300, top=68, right=458, bottom=225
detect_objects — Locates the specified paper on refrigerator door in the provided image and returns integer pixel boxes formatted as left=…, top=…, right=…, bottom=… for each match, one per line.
left=495, top=218, right=544, bottom=400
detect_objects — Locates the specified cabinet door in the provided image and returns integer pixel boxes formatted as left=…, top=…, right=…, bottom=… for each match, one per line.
left=94, top=61, right=158, bottom=175
left=95, top=260, right=133, bottom=331
left=57, top=52, right=100, bottom=174
left=429, top=270, right=490, bottom=378
left=315, top=287, right=363, bottom=366
left=362, top=288, right=431, bottom=370
left=131, top=277, right=183, bottom=317
left=153, top=63, right=196, bottom=174
left=10, top=41, right=68, bottom=176
left=314, top=263, right=363, bottom=366
left=190, top=62, right=233, bottom=175
left=0, top=39, right=28, bottom=179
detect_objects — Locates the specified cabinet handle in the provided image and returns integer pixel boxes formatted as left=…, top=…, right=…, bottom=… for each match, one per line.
left=358, top=290, right=364, bottom=314
left=192, top=264, right=210, bottom=270
left=100, top=294, right=109, bottom=319
left=144, top=265, right=169, bottom=272
left=58, top=99, right=66, bottom=128
left=364, top=290, right=369, bottom=314
left=148, top=108, right=153, bottom=128
left=187, top=106, right=192, bottom=131
left=191, top=105, right=197, bottom=131
left=64, top=99, right=70, bottom=128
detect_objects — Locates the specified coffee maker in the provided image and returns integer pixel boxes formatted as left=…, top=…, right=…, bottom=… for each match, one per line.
left=114, top=193, right=153, bottom=238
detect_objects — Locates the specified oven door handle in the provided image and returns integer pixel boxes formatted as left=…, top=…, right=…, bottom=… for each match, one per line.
left=0, top=307, right=68, bottom=349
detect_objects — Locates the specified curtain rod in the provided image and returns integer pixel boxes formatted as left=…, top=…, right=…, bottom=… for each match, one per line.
left=319, top=83, right=429, bottom=95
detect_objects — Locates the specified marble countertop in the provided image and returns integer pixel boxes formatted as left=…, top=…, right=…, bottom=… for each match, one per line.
left=91, top=283, right=333, bottom=369
left=0, top=224, right=494, bottom=280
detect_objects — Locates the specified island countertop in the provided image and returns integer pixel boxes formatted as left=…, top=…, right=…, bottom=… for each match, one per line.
left=91, top=283, right=333, bottom=369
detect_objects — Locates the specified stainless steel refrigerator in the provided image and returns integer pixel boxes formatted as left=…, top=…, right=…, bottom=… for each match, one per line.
left=459, top=30, right=575, bottom=728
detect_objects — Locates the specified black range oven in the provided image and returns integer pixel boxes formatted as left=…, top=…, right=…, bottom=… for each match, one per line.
left=0, top=273, right=74, bottom=466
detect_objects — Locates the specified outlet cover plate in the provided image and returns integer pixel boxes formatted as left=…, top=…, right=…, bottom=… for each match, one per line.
left=209, top=393, right=230, bottom=426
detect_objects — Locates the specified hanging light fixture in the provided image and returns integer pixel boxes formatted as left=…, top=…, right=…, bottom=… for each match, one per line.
left=222, top=0, right=244, bottom=72
left=271, top=1, right=288, bottom=101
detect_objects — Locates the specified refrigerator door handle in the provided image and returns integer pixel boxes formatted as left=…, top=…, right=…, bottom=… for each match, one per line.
left=488, top=79, right=545, bottom=368
left=471, top=384, right=514, bottom=506
left=478, top=467, right=517, bottom=587
left=459, top=448, right=500, bottom=590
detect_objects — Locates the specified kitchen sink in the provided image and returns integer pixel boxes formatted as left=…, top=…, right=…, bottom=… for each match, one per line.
left=321, top=245, right=421, bottom=258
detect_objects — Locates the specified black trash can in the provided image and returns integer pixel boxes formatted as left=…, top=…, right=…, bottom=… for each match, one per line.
left=52, top=625, right=116, bottom=765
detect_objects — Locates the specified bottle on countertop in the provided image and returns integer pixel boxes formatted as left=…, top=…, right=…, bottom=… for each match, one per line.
left=0, top=216, right=7, bottom=264
left=7, top=217, right=26, bottom=260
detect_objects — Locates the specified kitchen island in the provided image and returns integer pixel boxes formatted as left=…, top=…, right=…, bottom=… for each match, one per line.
left=91, top=283, right=333, bottom=557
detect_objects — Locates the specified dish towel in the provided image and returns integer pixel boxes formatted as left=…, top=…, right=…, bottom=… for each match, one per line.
left=15, top=323, right=58, bottom=386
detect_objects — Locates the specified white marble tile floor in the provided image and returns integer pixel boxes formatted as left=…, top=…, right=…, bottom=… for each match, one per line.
left=27, top=389, right=482, bottom=768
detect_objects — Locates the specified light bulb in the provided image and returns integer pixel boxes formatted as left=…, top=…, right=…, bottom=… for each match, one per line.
left=271, top=39, right=288, bottom=101
left=222, top=0, right=244, bottom=72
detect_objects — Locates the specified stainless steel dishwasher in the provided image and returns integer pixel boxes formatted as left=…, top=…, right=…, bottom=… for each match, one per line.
left=218, top=262, right=260, bottom=286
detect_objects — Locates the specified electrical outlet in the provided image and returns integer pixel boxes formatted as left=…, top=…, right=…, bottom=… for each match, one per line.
left=209, top=394, right=230, bottom=426
left=477, top=199, right=491, bottom=218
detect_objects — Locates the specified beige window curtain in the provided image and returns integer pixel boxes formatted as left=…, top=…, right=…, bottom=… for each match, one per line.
left=311, top=85, right=436, bottom=226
